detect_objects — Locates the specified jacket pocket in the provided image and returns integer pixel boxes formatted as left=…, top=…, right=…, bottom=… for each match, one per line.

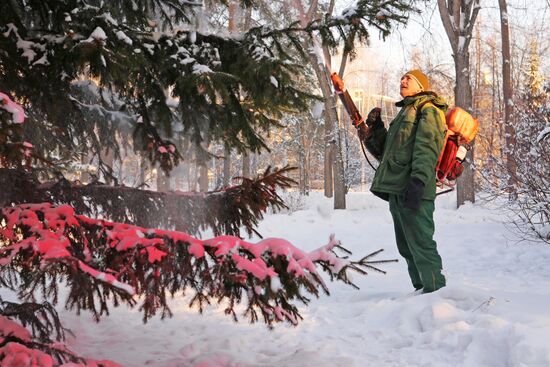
left=385, top=158, right=411, bottom=191
left=393, top=138, right=414, bottom=166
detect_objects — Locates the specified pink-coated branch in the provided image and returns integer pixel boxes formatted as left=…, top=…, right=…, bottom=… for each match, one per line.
left=1, top=203, right=395, bottom=327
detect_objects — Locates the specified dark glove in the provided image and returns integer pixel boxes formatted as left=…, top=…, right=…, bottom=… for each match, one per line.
left=366, top=107, right=383, bottom=129
left=404, top=177, right=425, bottom=211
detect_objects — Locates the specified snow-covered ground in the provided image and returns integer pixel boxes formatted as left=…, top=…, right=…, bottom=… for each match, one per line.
left=60, top=192, right=550, bottom=366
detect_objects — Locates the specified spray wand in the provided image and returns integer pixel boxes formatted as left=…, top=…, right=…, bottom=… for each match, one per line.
left=330, top=72, right=377, bottom=171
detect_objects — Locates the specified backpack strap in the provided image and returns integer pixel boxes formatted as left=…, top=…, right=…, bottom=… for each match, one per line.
left=414, top=100, right=453, bottom=185
left=414, top=100, right=433, bottom=124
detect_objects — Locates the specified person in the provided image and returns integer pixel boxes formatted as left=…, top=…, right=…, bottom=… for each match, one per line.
left=358, top=70, right=448, bottom=293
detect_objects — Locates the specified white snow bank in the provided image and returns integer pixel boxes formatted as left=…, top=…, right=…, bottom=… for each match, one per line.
left=5, top=192, right=550, bottom=366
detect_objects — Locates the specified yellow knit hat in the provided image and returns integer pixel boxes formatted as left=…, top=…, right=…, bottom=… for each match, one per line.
left=404, top=69, right=430, bottom=91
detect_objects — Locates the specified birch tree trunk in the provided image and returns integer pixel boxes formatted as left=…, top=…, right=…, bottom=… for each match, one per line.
left=292, top=0, right=346, bottom=208
left=437, top=0, right=481, bottom=207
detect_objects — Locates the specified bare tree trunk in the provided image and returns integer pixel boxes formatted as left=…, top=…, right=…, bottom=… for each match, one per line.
left=156, top=167, right=171, bottom=192
left=80, top=154, right=93, bottom=184
left=322, top=108, right=334, bottom=197
left=100, top=148, right=115, bottom=185
left=242, top=152, right=251, bottom=178
left=332, top=133, right=346, bottom=208
left=329, top=63, right=347, bottom=209
left=471, top=24, right=483, bottom=191
left=223, top=146, right=231, bottom=185
left=138, top=152, right=148, bottom=188
left=303, top=151, right=310, bottom=194
left=437, top=0, right=481, bottom=207
left=290, top=0, right=345, bottom=208
left=182, top=160, right=191, bottom=191
left=304, top=44, right=334, bottom=199
left=309, top=56, right=345, bottom=207
left=198, top=162, right=208, bottom=192
left=116, top=156, right=125, bottom=184
left=227, top=1, right=239, bottom=186
left=189, top=152, right=197, bottom=191
left=473, top=22, right=481, bottom=115
left=489, top=39, right=499, bottom=162
left=454, top=54, right=476, bottom=205
left=196, top=137, right=210, bottom=192
left=298, top=116, right=313, bottom=194
left=229, top=0, right=252, bottom=183
left=498, top=0, right=517, bottom=196
left=324, top=142, right=334, bottom=197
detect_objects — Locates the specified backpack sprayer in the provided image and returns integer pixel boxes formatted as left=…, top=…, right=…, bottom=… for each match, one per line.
left=330, top=72, right=479, bottom=195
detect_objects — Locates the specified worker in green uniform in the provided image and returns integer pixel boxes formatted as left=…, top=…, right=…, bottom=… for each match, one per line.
left=359, top=70, right=448, bottom=293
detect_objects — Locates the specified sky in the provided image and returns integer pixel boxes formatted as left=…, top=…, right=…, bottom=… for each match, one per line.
left=333, top=0, right=549, bottom=99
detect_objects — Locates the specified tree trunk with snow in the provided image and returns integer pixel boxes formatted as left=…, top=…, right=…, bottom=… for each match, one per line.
left=291, top=0, right=345, bottom=208
left=99, top=147, right=116, bottom=185
left=222, top=4, right=239, bottom=187
left=297, top=115, right=316, bottom=194
left=308, top=47, right=346, bottom=208
left=324, top=138, right=334, bottom=197
left=437, top=0, right=481, bottom=207
left=242, top=152, right=251, bottom=178
left=473, top=22, right=481, bottom=115
left=156, top=166, right=172, bottom=192
left=498, top=0, right=517, bottom=196
left=196, top=137, right=211, bottom=192
left=223, top=146, right=231, bottom=185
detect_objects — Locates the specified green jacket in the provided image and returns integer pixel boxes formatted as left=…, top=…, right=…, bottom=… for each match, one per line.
left=365, top=92, right=448, bottom=201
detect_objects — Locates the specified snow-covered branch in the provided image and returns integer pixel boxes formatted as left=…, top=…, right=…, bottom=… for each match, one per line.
left=0, top=203, right=395, bottom=326
left=0, top=299, right=121, bottom=366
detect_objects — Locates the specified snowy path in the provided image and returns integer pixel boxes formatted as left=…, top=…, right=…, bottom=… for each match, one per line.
left=61, top=192, right=550, bottom=367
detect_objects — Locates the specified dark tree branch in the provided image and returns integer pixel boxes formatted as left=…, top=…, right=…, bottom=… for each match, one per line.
left=0, top=166, right=296, bottom=238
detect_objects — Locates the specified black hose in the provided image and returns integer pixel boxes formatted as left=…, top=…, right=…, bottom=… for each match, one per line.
left=360, top=140, right=377, bottom=171
left=436, top=187, right=454, bottom=196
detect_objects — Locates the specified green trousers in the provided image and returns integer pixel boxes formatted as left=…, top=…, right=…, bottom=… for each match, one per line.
left=388, top=194, right=446, bottom=293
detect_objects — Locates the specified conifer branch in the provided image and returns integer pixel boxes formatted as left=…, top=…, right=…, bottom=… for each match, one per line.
left=0, top=298, right=120, bottom=365
left=0, top=166, right=295, bottom=237
left=0, top=203, right=396, bottom=327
